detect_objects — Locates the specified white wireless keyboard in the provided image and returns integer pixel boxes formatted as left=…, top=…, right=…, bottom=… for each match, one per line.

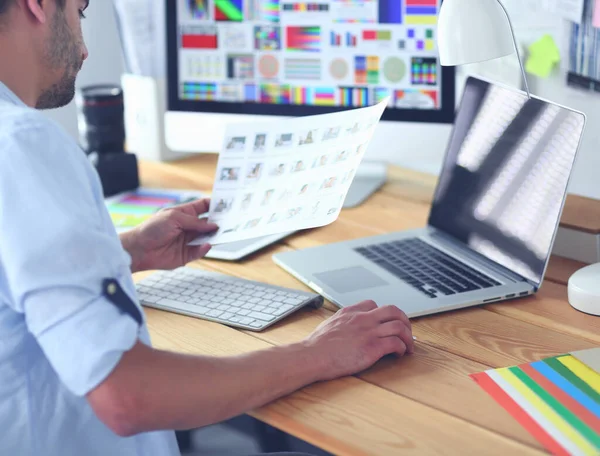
left=136, top=267, right=324, bottom=331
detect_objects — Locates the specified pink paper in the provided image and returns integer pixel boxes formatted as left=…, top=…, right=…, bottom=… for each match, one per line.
left=594, top=0, right=600, bottom=28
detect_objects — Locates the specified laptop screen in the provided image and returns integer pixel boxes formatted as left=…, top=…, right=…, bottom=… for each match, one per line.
left=428, top=77, right=585, bottom=286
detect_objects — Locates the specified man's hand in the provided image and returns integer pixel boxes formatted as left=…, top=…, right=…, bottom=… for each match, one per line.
left=304, top=300, right=414, bottom=381
left=120, top=199, right=218, bottom=273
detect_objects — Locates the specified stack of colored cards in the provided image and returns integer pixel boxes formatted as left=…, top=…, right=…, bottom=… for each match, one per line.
left=472, top=348, right=600, bottom=455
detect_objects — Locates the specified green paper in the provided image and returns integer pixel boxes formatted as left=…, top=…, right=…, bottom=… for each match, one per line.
left=526, top=34, right=561, bottom=79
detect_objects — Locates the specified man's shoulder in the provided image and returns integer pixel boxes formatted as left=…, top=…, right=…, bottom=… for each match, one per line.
left=0, top=103, right=66, bottom=144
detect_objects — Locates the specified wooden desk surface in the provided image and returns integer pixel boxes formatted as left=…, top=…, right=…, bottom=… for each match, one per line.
left=136, top=155, right=600, bottom=456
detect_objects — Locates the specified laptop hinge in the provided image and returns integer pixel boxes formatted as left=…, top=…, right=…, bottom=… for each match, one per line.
left=425, top=227, right=538, bottom=289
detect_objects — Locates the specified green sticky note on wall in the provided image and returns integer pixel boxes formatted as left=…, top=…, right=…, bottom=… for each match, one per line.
left=526, top=34, right=561, bottom=78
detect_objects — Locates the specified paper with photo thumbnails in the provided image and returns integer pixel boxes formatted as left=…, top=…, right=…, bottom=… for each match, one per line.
left=189, top=98, right=389, bottom=246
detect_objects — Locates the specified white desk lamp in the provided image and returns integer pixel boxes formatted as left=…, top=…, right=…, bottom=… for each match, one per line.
left=437, top=0, right=531, bottom=99
left=438, top=0, right=600, bottom=316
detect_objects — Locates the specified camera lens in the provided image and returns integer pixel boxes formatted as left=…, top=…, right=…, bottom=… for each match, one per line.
left=76, top=85, right=125, bottom=154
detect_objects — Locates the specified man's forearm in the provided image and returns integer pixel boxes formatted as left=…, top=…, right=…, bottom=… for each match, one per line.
left=89, top=341, right=325, bottom=436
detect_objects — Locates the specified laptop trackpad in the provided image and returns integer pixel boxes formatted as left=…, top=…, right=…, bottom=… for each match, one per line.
left=314, top=267, right=388, bottom=293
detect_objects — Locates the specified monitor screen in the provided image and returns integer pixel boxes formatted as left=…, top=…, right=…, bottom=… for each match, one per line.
left=166, top=0, right=455, bottom=122
left=429, top=77, right=586, bottom=286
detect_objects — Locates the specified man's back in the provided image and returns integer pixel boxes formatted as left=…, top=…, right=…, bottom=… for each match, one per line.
left=0, top=82, right=179, bottom=456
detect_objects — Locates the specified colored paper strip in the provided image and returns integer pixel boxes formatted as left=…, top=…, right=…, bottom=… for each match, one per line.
left=558, top=356, right=600, bottom=395
left=521, top=364, right=600, bottom=434
left=509, top=367, right=600, bottom=448
left=489, top=369, right=587, bottom=455
left=544, top=357, right=600, bottom=405
left=531, top=361, right=600, bottom=419
left=471, top=372, right=568, bottom=455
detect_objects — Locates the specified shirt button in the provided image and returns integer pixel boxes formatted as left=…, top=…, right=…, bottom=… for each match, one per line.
left=107, top=283, right=117, bottom=295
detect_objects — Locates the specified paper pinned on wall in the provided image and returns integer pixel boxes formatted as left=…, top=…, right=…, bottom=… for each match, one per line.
left=112, top=0, right=165, bottom=77
left=525, top=34, right=561, bottom=78
left=548, top=0, right=586, bottom=24
left=593, top=0, right=600, bottom=28
left=188, top=99, right=389, bottom=246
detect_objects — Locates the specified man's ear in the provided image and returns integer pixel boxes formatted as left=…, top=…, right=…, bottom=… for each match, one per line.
left=23, top=0, right=48, bottom=24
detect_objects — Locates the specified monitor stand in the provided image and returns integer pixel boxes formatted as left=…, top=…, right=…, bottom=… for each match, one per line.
left=343, top=161, right=388, bottom=208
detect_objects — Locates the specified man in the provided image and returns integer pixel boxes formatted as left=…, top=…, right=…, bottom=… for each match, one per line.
left=0, top=1, right=414, bottom=455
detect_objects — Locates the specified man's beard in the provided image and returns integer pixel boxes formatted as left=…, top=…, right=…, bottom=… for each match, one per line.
left=36, top=11, right=82, bottom=110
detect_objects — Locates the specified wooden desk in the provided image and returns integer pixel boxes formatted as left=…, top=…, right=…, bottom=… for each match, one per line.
left=135, top=155, right=600, bottom=456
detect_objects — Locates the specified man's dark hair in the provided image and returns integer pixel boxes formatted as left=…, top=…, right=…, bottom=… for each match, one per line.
left=0, top=0, right=13, bottom=16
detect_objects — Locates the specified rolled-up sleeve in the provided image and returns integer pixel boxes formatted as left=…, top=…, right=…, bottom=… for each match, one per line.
left=0, top=117, right=140, bottom=396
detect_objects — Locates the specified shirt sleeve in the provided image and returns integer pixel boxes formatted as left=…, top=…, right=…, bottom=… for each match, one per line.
left=0, top=114, right=140, bottom=396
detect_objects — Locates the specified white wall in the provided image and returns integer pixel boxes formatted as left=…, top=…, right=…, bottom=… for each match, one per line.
left=43, top=0, right=124, bottom=139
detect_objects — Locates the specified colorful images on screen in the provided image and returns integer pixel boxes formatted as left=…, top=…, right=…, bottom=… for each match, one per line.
left=411, top=57, right=437, bottom=85
left=188, top=0, right=208, bottom=19
left=354, top=56, right=379, bottom=84
left=406, top=0, right=437, bottom=24
left=340, top=86, right=369, bottom=106
left=286, top=26, right=321, bottom=52
left=378, top=0, right=402, bottom=24
left=282, top=2, right=329, bottom=12
left=214, top=0, right=243, bottom=21
left=181, top=27, right=218, bottom=49
left=260, top=83, right=291, bottom=103
left=255, top=26, right=281, bottom=50
left=182, top=82, right=217, bottom=100
left=177, top=0, right=443, bottom=110
left=393, top=89, right=438, bottom=109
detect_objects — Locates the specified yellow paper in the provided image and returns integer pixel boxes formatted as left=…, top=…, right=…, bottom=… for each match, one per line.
left=526, top=34, right=561, bottom=79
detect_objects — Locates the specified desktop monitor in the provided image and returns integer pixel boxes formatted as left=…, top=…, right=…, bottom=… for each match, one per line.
left=166, top=0, right=456, bottom=206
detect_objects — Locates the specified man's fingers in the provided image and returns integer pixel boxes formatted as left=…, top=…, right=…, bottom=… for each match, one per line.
left=343, top=300, right=379, bottom=313
left=376, top=320, right=414, bottom=354
left=370, top=305, right=411, bottom=330
left=185, top=244, right=212, bottom=263
left=176, top=212, right=218, bottom=234
left=181, top=198, right=211, bottom=216
left=377, top=336, right=407, bottom=359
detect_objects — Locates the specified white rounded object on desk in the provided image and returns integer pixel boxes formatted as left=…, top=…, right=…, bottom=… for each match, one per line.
left=568, top=263, right=600, bottom=316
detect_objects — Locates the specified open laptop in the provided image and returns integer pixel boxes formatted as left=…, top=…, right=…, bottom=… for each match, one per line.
left=273, top=77, right=586, bottom=318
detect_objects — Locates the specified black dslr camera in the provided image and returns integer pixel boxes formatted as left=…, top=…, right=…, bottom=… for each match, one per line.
left=77, top=85, right=139, bottom=197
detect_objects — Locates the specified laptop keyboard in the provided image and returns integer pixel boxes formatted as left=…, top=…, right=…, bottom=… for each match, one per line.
left=355, top=238, right=501, bottom=299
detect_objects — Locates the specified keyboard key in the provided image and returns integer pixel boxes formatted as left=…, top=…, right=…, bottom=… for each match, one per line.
left=248, top=311, right=275, bottom=322
left=220, top=312, right=235, bottom=321
left=207, top=310, right=223, bottom=318
left=273, top=304, right=294, bottom=316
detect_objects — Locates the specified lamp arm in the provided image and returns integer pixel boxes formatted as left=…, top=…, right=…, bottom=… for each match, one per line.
left=496, top=0, right=531, bottom=98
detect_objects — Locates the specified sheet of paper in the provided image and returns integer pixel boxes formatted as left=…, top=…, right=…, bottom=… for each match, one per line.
left=594, top=0, right=600, bottom=28
left=112, top=0, right=164, bottom=77
left=189, top=99, right=389, bottom=246
left=548, top=0, right=586, bottom=24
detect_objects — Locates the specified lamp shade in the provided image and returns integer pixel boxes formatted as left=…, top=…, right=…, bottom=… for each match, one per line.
left=437, top=0, right=515, bottom=66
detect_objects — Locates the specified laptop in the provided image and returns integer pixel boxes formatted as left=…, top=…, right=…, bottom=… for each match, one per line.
left=273, top=77, right=586, bottom=318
